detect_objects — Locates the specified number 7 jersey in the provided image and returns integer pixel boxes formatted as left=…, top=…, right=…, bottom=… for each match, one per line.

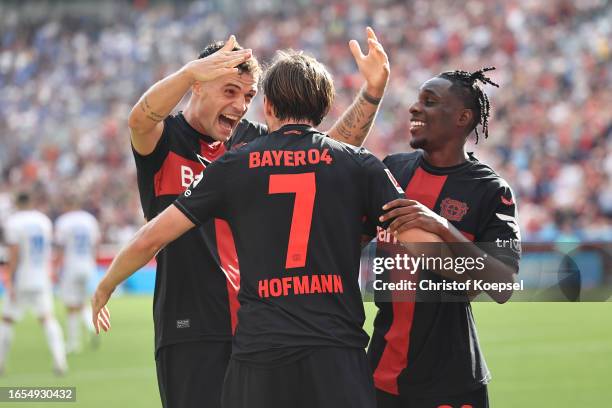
left=175, top=124, right=403, bottom=366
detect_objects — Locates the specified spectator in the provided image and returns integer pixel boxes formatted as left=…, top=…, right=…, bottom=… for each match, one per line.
left=0, top=0, right=610, bottom=242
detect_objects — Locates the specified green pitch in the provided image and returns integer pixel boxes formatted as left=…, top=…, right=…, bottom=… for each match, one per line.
left=1, top=297, right=611, bottom=407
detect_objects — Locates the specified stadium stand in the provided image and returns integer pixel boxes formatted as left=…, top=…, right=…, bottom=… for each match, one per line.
left=0, top=0, right=610, bottom=244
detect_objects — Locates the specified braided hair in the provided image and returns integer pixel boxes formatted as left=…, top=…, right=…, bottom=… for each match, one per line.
left=438, top=67, right=499, bottom=143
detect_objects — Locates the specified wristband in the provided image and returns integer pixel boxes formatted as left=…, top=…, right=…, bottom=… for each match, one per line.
left=361, top=89, right=382, bottom=105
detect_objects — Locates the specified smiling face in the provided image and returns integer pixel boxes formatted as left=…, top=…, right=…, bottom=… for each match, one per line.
left=408, top=77, right=473, bottom=151
left=188, top=71, right=258, bottom=141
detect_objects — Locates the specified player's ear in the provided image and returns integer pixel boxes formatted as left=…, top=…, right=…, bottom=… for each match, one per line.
left=263, top=96, right=275, bottom=118
left=457, top=108, right=473, bottom=128
left=192, top=81, right=203, bottom=96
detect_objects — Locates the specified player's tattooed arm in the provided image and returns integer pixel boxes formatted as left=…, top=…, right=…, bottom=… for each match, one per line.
left=326, top=27, right=389, bottom=147
left=129, top=66, right=200, bottom=155
left=327, top=89, right=380, bottom=145
left=129, top=35, right=252, bottom=156
left=139, top=96, right=165, bottom=122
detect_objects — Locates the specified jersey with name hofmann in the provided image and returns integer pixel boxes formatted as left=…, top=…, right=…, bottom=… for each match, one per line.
left=175, top=124, right=403, bottom=366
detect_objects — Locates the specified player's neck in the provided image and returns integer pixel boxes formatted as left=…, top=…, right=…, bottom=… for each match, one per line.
left=182, top=108, right=202, bottom=133
left=422, top=148, right=469, bottom=168
left=182, top=108, right=223, bottom=142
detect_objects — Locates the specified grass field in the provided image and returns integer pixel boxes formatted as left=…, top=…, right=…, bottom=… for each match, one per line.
left=1, top=296, right=611, bottom=407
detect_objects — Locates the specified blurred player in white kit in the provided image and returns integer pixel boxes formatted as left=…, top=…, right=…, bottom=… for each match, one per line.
left=55, top=196, right=100, bottom=354
left=0, top=192, right=68, bottom=375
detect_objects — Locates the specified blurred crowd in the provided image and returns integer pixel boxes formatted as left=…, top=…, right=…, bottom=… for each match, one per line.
left=0, top=0, right=610, bottom=243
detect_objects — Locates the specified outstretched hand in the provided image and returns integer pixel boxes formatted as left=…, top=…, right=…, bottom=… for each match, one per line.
left=349, top=27, right=390, bottom=98
left=183, top=35, right=252, bottom=83
left=91, top=287, right=112, bottom=334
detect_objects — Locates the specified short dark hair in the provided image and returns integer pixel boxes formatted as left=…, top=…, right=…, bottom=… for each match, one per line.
left=198, top=41, right=261, bottom=79
left=262, top=50, right=335, bottom=126
left=438, top=67, right=499, bottom=143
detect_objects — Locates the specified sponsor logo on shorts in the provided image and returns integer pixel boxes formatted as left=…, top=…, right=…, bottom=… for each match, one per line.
left=176, top=319, right=191, bottom=329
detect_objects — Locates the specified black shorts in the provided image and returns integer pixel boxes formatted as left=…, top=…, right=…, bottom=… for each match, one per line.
left=155, top=340, right=232, bottom=408
left=376, top=385, right=489, bottom=408
left=221, top=347, right=376, bottom=408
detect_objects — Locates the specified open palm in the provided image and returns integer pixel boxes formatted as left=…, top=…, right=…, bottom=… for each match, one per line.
left=349, top=27, right=390, bottom=97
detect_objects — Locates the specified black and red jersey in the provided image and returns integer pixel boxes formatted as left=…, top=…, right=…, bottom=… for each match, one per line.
left=132, top=113, right=266, bottom=351
left=368, top=150, right=521, bottom=397
left=174, top=124, right=403, bottom=366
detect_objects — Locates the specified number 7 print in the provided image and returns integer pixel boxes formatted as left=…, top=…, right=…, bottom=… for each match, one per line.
left=268, top=172, right=316, bottom=269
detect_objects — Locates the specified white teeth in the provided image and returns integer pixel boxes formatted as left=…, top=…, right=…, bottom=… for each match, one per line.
left=410, top=120, right=425, bottom=128
left=222, top=114, right=239, bottom=121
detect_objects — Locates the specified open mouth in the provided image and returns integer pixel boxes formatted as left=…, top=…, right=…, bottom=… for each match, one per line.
left=409, top=119, right=426, bottom=133
left=218, top=113, right=239, bottom=133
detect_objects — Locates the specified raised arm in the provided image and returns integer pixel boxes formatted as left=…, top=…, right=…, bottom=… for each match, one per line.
left=128, top=35, right=252, bottom=155
left=91, top=205, right=195, bottom=333
left=327, top=27, right=390, bottom=147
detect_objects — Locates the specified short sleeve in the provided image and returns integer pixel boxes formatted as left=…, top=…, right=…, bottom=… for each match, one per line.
left=131, top=117, right=172, bottom=174
left=477, top=185, right=521, bottom=271
left=362, top=153, right=404, bottom=231
left=173, top=154, right=232, bottom=226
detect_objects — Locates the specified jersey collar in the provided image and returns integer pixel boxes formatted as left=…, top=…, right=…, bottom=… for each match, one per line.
left=418, top=151, right=478, bottom=175
left=276, top=124, right=318, bottom=136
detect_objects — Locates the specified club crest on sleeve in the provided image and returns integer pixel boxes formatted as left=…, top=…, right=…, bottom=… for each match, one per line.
left=440, top=198, right=469, bottom=222
left=384, top=169, right=404, bottom=194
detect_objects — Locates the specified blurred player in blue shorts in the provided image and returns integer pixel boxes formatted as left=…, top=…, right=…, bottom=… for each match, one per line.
left=55, top=195, right=100, bottom=354
left=0, top=192, right=68, bottom=375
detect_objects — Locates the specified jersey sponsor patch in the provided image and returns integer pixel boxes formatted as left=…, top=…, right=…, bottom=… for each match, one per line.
left=155, top=148, right=225, bottom=196
left=154, top=152, right=204, bottom=196
left=384, top=169, right=404, bottom=194
left=440, top=197, right=469, bottom=222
